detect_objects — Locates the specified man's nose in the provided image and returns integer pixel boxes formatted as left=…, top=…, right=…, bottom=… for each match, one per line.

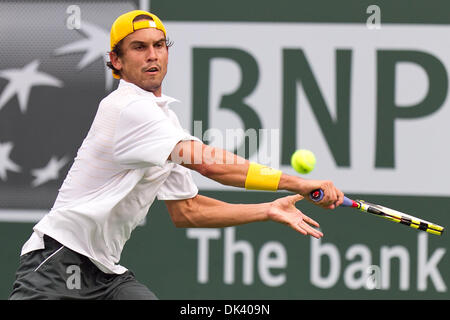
left=146, top=46, right=157, bottom=61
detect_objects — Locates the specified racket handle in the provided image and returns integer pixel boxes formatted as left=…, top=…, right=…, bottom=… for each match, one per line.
left=309, top=189, right=354, bottom=207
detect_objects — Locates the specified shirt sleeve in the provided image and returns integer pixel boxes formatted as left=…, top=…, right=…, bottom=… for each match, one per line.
left=156, top=163, right=199, bottom=200
left=113, top=99, right=196, bottom=169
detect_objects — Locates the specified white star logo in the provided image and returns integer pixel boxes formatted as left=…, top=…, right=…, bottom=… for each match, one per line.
left=54, top=21, right=114, bottom=91
left=0, top=60, right=63, bottom=114
left=0, top=142, right=21, bottom=181
left=30, top=155, right=70, bottom=187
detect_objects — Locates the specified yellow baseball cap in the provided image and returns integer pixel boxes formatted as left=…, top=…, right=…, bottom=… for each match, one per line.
left=110, top=10, right=166, bottom=50
left=109, top=10, right=167, bottom=79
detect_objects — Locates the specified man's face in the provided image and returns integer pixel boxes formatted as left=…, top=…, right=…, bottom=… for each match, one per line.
left=112, top=27, right=168, bottom=96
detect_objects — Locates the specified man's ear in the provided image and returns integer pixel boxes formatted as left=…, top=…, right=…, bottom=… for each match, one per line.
left=109, top=51, right=122, bottom=71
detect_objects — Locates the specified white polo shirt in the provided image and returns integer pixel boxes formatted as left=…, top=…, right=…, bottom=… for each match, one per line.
left=21, top=79, right=201, bottom=274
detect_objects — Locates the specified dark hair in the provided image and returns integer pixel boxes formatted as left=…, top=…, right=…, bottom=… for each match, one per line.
left=106, top=14, right=173, bottom=78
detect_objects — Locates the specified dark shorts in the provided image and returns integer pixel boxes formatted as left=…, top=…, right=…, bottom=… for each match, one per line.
left=9, top=235, right=158, bottom=300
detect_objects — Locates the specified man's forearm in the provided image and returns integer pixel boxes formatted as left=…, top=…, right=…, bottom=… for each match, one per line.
left=175, top=141, right=250, bottom=187
left=166, top=194, right=324, bottom=239
left=167, top=194, right=270, bottom=228
left=172, top=140, right=334, bottom=200
left=182, top=143, right=308, bottom=194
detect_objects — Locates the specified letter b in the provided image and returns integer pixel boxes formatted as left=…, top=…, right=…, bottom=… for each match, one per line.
left=310, top=238, right=341, bottom=288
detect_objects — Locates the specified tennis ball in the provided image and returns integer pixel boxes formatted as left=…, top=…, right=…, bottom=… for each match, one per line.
left=291, top=149, right=316, bottom=174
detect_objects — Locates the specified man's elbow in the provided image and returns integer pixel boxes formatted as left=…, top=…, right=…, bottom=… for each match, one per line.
left=168, top=199, right=199, bottom=228
left=171, top=213, right=194, bottom=228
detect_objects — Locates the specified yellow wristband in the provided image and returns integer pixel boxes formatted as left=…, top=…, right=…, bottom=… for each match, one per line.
left=244, top=162, right=282, bottom=191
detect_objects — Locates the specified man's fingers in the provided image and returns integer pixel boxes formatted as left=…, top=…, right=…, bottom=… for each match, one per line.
left=294, top=225, right=308, bottom=236
left=291, top=194, right=304, bottom=203
left=293, top=220, right=323, bottom=239
left=335, top=190, right=344, bottom=207
left=318, top=184, right=342, bottom=209
left=325, top=187, right=337, bottom=206
left=302, top=222, right=323, bottom=238
left=295, top=208, right=320, bottom=228
left=327, top=188, right=344, bottom=209
left=302, top=214, right=320, bottom=228
left=302, top=224, right=323, bottom=239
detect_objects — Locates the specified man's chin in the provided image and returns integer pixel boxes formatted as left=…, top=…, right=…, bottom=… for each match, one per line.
left=137, top=80, right=162, bottom=94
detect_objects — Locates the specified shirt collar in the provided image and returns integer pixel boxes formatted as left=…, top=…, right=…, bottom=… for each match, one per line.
left=118, top=79, right=179, bottom=108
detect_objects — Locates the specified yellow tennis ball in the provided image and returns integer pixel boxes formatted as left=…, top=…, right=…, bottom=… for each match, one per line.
left=291, top=149, right=316, bottom=174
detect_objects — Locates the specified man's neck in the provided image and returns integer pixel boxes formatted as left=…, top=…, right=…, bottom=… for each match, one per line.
left=120, top=78, right=162, bottom=96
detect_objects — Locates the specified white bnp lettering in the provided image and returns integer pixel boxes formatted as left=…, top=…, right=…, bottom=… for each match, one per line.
left=187, top=228, right=447, bottom=292
left=224, top=227, right=254, bottom=285
left=187, top=227, right=287, bottom=286
left=186, top=228, right=220, bottom=283
left=310, top=238, right=341, bottom=288
left=310, top=233, right=447, bottom=292
left=258, top=241, right=287, bottom=287
left=380, top=245, right=410, bottom=290
left=343, top=244, right=372, bottom=289
left=417, top=233, right=447, bottom=292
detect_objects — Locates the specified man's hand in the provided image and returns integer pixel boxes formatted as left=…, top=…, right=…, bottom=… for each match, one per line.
left=297, top=179, right=344, bottom=209
left=278, top=175, right=344, bottom=210
left=267, top=194, right=323, bottom=239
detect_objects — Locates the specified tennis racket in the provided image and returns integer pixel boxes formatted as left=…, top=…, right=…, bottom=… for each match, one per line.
left=310, top=189, right=444, bottom=236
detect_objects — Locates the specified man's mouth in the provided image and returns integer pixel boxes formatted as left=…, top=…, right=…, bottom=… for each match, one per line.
left=145, top=66, right=159, bottom=74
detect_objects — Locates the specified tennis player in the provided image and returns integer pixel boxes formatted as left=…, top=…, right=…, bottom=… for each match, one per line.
left=9, top=10, right=344, bottom=300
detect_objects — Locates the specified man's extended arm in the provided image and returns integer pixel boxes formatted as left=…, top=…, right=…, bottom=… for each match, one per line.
left=164, top=193, right=323, bottom=239
left=169, top=140, right=343, bottom=209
